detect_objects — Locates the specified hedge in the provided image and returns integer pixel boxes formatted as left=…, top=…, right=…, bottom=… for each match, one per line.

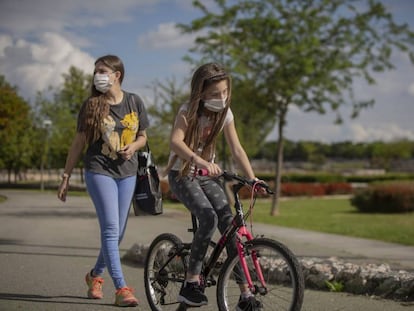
left=350, top=181, right=414, bottom=213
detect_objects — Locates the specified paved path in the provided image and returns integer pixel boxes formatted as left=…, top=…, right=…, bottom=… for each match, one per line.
left=0, top=189, right=413, bottom=311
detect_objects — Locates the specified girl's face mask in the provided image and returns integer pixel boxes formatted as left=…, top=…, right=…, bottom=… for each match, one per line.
left=203, top=97, right=227, bottom=112
left=94, top=73, right=113, bottom=93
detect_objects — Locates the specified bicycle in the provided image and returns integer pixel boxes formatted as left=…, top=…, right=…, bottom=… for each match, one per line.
left=144, top=170, right=304, bottom=311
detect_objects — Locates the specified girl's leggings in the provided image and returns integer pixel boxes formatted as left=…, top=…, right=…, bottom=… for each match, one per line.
left=85, top=171, right=136, bottom=289
left=168, top=170, right=244, bottom=282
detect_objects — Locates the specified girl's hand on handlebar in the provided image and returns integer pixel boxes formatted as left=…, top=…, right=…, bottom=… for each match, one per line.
left=198, top=162, right=222, bottom=177
left=252, top=178, right=272, bottom=194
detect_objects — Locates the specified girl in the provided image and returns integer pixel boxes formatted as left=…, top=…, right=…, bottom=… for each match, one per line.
left=166, top=63, right=261, bottom=310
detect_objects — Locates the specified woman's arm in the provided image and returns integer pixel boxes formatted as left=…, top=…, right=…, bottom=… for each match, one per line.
left=57, top=132, right=87, bottom=202
left=223, top=120, right=256, bottom=180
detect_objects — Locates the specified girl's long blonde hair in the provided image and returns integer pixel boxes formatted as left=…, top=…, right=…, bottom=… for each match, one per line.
left=78, top=55, right=125, bottom=144
left=179, top=62, right=232, bottom=176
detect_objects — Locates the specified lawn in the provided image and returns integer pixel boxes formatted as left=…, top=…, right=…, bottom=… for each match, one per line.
left=165, top=197, right=414, bottom=246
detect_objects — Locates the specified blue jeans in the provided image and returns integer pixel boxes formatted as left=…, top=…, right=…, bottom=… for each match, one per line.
left=85, top=171, right=136, bottom=289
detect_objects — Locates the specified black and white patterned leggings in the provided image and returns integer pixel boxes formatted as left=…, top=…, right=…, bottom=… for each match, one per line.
left=168, top=170, right=242, bottom=279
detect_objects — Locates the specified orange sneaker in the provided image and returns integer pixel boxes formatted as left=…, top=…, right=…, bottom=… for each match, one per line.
left=115, top=287, right=139, bottom=307
left=85, top=271, right=104, bottom=299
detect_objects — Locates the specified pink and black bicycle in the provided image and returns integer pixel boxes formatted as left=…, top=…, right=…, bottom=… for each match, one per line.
left=144, top=170, right=304, bottom=311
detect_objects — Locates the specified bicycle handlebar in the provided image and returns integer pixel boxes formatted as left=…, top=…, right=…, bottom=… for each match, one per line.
left=197, top=169, right=274, bottom=195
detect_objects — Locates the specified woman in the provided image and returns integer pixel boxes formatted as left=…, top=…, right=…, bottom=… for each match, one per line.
left=166, top=63, right=261, bottom=310
left=57, top=55, right=149, bottom=307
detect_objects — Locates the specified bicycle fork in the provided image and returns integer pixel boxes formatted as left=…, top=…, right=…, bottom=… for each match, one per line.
left=236, top=227, right=268, bottom=295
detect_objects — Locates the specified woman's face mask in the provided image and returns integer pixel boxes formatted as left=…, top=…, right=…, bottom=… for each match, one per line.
left=203, top=98, right=227, bottom=112
left=94, top=73, right=113, bottom=93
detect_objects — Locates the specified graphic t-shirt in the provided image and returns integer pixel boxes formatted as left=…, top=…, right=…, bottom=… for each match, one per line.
left=78, top=91, right=149, bottom=178
left=169, top=103, right=234, bottom=172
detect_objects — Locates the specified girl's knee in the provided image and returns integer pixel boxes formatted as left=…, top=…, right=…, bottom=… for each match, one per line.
left=198, top=210, right=218, bottom=236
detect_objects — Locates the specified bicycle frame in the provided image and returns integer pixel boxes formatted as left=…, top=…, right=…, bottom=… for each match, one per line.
left=197, top=173, right=268, bottom=294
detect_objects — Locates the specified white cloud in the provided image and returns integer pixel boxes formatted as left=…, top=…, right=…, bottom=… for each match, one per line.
left=138, top=22, right=197, bottom=49
left=0, top=35, right=12, bottom=57
left=0, top=32, right=94, bottom=100
left=347, top=123, right=414, bottom=142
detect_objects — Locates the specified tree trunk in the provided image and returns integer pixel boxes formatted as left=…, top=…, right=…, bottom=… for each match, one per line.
left=270, top=107, right=286, bottom=216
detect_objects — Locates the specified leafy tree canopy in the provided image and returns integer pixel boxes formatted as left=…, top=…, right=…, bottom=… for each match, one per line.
left=0, top=75, right=35, bottom=180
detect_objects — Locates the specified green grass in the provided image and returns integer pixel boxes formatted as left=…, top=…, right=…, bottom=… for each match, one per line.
left=165, top=197, right=414, bottom=246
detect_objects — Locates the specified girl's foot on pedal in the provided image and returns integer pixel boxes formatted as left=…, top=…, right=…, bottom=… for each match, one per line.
left=177, top=281, right=208, bottom=306
left=236, top=295, right=263, bottom=311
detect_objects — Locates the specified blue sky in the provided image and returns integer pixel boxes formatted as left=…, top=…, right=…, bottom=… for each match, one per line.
left=0, top=0, right=413, bottom=143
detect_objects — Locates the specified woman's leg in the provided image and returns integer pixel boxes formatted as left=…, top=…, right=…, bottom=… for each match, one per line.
left=85, top=172, right=135, bottom=289
left=117, top=175, right=136, bottom=244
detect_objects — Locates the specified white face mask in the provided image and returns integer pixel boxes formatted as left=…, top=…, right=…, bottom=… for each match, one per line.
left=94, top=73, right=113, bottom=93
left=203, top=98, right=227, bottom=112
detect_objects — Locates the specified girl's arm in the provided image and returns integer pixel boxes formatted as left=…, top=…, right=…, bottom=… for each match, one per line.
left=170, top=111, right=221, bottom=175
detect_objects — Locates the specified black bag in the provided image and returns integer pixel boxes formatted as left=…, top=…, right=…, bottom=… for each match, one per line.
left=132, top=143, right=163, bottom=215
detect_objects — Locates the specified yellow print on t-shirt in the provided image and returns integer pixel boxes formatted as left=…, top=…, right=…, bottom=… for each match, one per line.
left=120, top=112, right=139, bottom=148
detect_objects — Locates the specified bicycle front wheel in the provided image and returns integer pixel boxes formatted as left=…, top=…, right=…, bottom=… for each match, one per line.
left=144, top=233, right=187, bottom=311
left=217, top=238, right=304, bottom=311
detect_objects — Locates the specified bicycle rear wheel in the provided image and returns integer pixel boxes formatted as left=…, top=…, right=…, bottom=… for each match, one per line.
left=144, top=233, right=187, bottom=311
left=217, top=238, right=304, bottom=311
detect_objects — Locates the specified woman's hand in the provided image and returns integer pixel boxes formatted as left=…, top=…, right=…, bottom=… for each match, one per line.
left=118, top=144, right=136, bottom=161
left=57, top=176, right=70, bottom=202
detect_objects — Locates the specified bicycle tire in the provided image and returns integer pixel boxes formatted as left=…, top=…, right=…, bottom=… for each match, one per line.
left=217, top=238, right=304, bottom=311
left=144, top=233, right=187, bottom=311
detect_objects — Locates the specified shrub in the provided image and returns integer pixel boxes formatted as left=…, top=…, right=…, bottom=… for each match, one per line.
left=325, top=182, right=353, bottom=195
left=350, top=181, right=414, bottom=213
left=281, top=183, right=325, bottom=196
left=281, top=182, right=353, bottom=197
left=282, top=173, right=345, bottom=183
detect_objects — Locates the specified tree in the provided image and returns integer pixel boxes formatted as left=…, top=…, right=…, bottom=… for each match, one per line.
left=34, top=66, right=92, bottom=170
left=146, top=78, right=189, bottom=165
left=370, top=139, right=413, bottom=169
left=230, top=78, right=276, bottom=157
left=179, top=0, right=414, bottom=215
left=0, top=76, right=35, bottom=182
